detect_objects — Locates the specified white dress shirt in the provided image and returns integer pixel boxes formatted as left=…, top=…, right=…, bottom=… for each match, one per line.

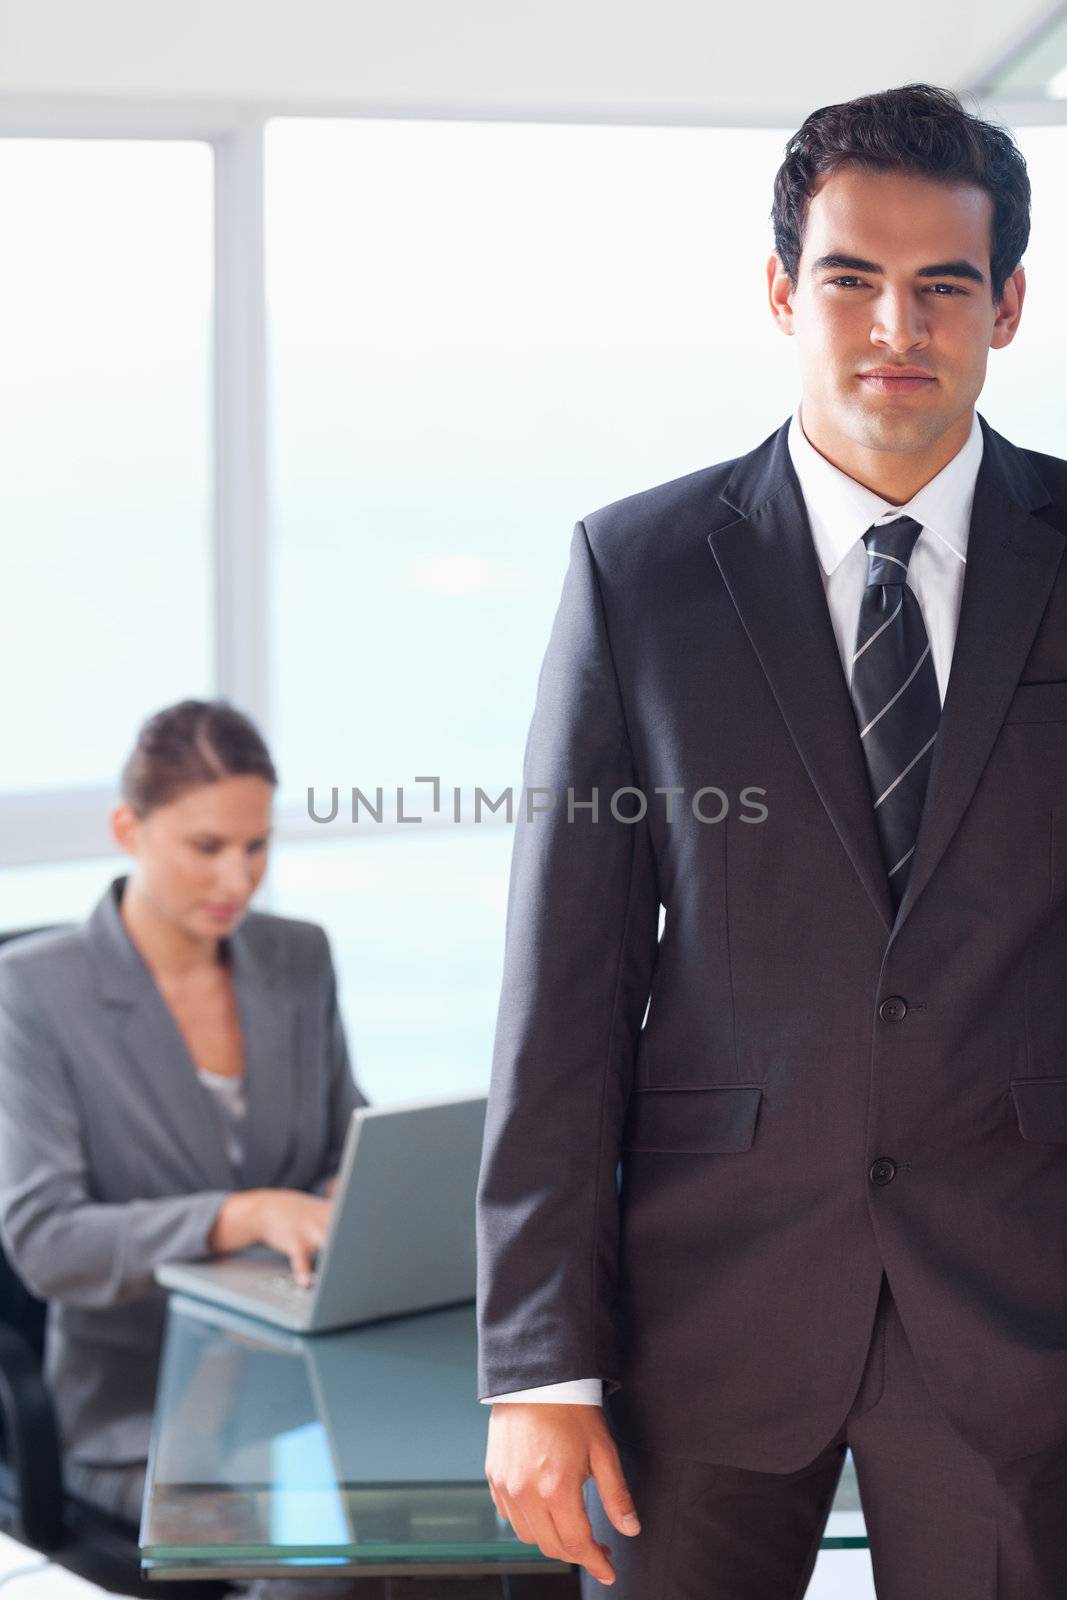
left=483, top=402, right=984, bottom=1406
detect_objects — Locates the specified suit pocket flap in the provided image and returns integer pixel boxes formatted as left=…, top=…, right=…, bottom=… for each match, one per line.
left=623, top=1084, right=763, bottom=1153
left=1010, top=1077, right=1067, bottom=1141
left=1004, top=681, right=1067, bottom=723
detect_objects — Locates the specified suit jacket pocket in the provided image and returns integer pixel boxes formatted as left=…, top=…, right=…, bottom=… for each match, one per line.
left=622, top=1084, right=763, bottom=1153
left=1003, top=682, right=1067, bottom=724
left=1010, top=1076, right=1067, bottom=1141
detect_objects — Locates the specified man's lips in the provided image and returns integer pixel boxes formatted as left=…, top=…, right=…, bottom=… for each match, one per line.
left=859, top=370, right=936, bottom=395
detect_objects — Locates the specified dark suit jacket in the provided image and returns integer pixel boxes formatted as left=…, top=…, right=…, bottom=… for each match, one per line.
left=476, top=411, right=1067, bottom=1472
left=0, top=874, right=366, bottom=1467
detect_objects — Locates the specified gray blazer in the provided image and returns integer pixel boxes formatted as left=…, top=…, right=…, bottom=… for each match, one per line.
left=0, top=873, right=366, bottom=1467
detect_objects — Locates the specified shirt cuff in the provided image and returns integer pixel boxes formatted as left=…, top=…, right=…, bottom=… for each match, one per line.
left=481, top=1378, right=603, bottom=1405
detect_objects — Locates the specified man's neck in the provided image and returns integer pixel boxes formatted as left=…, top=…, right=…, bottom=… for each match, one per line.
left=799, top=400, right=974, bottom=506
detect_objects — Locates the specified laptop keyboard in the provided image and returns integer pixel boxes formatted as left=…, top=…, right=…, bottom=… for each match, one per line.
left=267, top=1271, right=317, bottom=1296
left=200, top=1260, right=317, bottom=1301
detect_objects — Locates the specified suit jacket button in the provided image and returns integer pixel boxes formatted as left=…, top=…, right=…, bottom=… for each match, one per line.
left=878, top=996, right=908, bottom=1022
left=869, top=1158, right=897, bottom=1186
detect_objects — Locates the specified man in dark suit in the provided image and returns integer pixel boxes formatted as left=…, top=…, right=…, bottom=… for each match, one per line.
left=475, top=82, right=1067, bottom=1597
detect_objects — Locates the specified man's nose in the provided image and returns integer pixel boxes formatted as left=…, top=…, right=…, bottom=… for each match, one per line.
left=870, top=289, right=930, bottom=349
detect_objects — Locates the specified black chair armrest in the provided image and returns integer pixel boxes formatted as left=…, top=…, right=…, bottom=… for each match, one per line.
left=0, top=1323, right=63, bottom=1548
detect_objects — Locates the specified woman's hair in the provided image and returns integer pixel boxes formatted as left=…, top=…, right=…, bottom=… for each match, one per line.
left=120, top=698, right=279, bottom=818
left=771, top=82, right=1031, bottom=303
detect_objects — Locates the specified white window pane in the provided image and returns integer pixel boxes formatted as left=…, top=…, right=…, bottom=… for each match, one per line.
left=0, top=856, right=120, bottom=931
left=0, top=140, right=214, bottom=795
left=265, top=119, right=793, bottom=804
left=268, top=830, right=512, bottom=1101
left=978, top=125, right=1067, bottom=449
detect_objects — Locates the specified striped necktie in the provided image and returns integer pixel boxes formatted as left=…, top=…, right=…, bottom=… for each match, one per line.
left=849, top=516, right=941, bottom=915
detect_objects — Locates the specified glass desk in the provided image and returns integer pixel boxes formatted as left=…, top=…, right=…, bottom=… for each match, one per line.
left=141, top=1294, right=868, bottom=1583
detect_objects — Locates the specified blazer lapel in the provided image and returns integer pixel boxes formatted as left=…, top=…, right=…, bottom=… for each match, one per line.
left=225, top=917, right=299, bottom=1189
left=709, top=421, right=897, bottom=934
left=89, top=878, right=234, bottom=1189
left=707, top=415, right=1063, bottom=945
left=89, top=877, right=300, bottom=1191
left=887, top=418, right=1063, bottom=944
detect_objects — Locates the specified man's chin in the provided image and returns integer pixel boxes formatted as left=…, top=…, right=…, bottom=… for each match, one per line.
left=839, top=398, right=946, bottom=455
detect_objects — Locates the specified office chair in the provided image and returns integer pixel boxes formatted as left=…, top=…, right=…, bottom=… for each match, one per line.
left=0, top=922, right=230, bottom=1597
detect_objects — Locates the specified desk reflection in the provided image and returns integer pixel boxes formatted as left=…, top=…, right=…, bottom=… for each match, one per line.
left=142, top=1294, right=565, bottom=1579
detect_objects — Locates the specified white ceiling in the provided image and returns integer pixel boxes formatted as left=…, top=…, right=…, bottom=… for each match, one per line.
left=0, top=0, right=1058, bottom=120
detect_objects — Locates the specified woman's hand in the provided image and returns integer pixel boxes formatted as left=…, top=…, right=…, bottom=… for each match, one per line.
left=208, top=1189, right=333, bottom=1286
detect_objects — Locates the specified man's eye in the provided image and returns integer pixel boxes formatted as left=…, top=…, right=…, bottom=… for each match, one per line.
left=827, top=278, right=965, bottom=295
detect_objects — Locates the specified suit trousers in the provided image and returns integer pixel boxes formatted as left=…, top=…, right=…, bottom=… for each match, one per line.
left=581, top=1272, right=1067, bottom=1599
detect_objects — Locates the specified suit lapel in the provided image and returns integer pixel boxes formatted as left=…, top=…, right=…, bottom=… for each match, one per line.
left=114, top=1001, right=234, bottom=1187
left=708, top=415, right=1062, bottom=944
left=90, top=878, right=234, bottom=1188
left=225, top=918, right=299, bottom=1188
left=887, top=425, right=1064, bottom=944
left=710, top=423, right=897, bottom=933
left=89, top=877, right=299, bottom=1190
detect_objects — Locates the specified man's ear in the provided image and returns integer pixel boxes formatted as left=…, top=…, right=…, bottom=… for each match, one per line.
left=767, top=252, right=796, bottom=337
left=991, top=264, right=1025, bottom=351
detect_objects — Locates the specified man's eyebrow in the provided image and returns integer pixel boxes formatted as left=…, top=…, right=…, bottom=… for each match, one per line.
left=810, top=252, right=986, bottom=285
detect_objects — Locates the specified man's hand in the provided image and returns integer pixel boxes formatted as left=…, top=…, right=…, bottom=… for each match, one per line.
left=485, top=1403, right=640, bottom=1586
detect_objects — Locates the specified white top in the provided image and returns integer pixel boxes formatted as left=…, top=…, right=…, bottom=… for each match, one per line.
left=196, top=1067, right=246, bottom=1169
left=484, top=403, right=985, bottom=1407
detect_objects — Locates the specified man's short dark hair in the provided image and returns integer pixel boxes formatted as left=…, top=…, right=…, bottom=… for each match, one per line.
left=771, top=82, right=1031, bottom=302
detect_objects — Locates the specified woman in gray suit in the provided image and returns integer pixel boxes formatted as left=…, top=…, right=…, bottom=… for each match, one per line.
left=0, top=698, right=367, bottom=1556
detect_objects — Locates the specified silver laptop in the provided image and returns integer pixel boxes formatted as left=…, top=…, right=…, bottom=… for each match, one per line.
left=155, top=1091, right=486, bottom=1333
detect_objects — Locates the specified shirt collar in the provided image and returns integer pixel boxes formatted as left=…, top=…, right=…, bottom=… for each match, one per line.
left=787, top=402, right=984, bottom=577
